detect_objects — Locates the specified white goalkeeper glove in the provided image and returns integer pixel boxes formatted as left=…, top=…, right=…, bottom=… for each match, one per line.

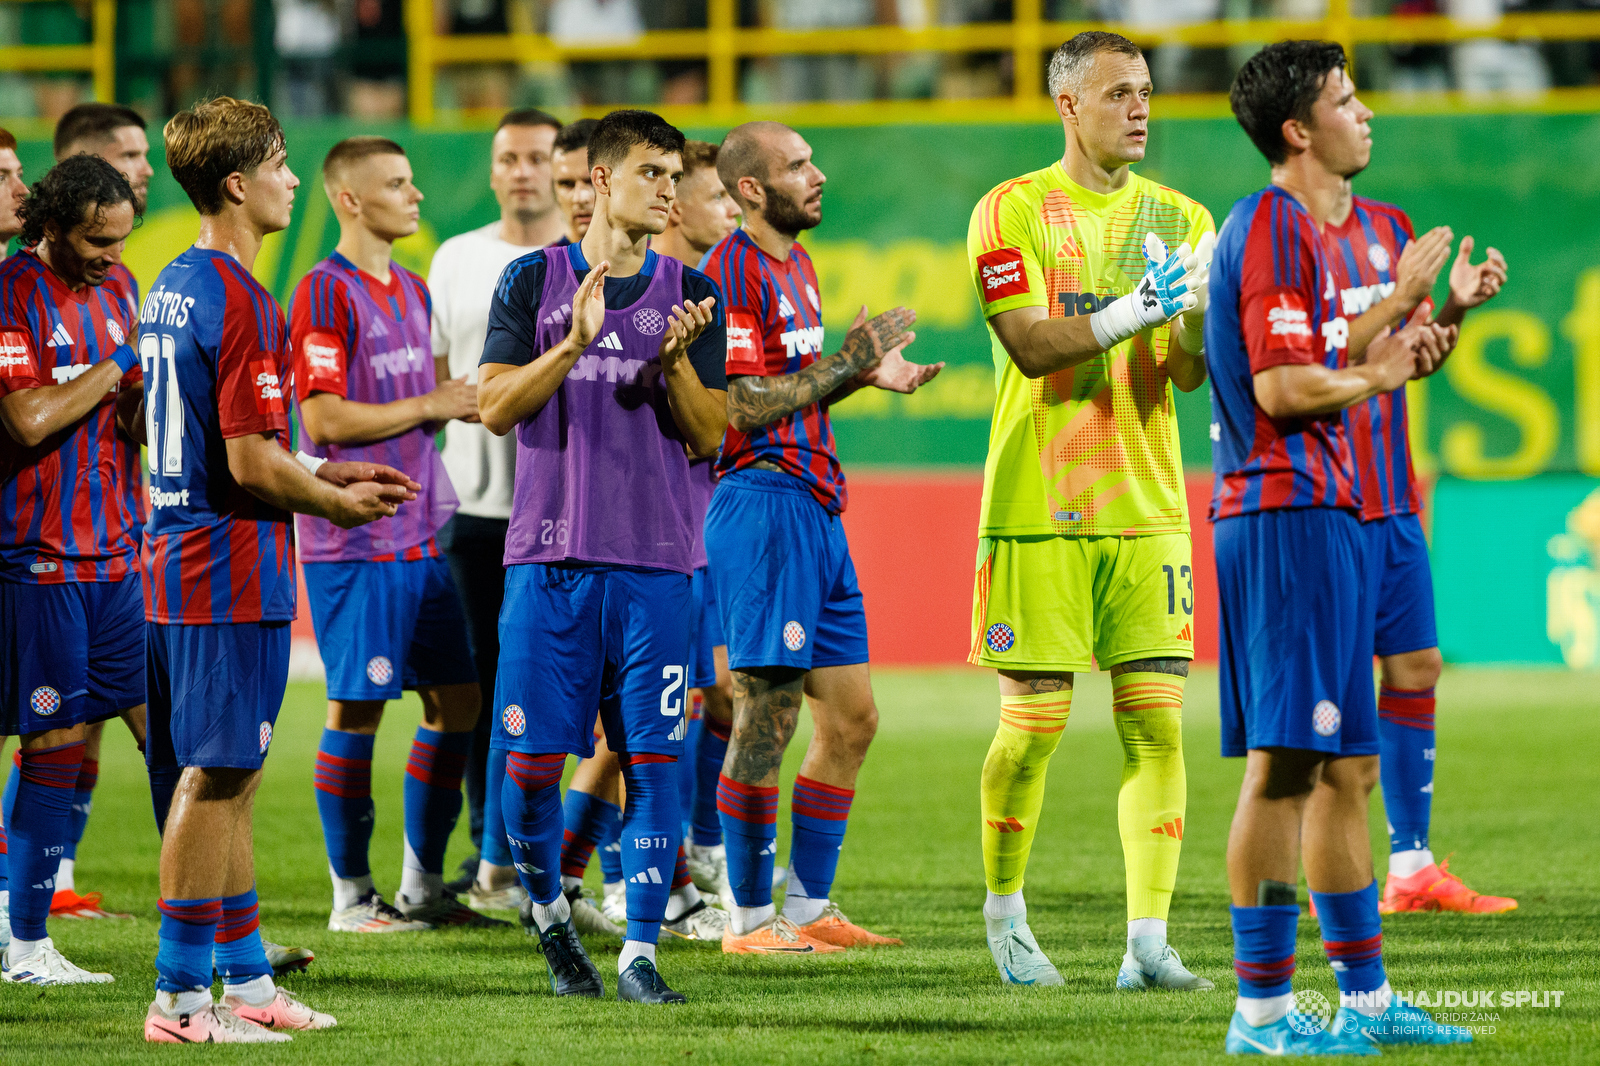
left=1089, top=231, right=1211, bottom=351
left=1175, top=231, right=1215, bottom=354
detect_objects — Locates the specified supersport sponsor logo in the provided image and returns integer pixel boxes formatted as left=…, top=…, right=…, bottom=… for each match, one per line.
left=976, top=246, right=1029, bottom=301
left=149, top=486, right=191, bottom=509
left=0, top=332, right=33, bottom=374
left=1264, top=294, right=1313, bottom=349
left=249, top=359, right=286, bottom=414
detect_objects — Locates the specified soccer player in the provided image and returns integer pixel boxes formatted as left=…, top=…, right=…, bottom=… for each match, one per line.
left=1325, top=183, right=1516, bottom=915
left=3, top=102, right=157, bottom=923
left=704, top=121, right=939, bottom=954
left=293, top=137, right=497, bottom=932
left=0, top=155, right=144, bottom=985
left=141, top=96, right=415, bottom=1042
left=431, top=109, right=565, bottom=903
left=478, top=109, right=727, bottom=1002
left=551, top=118, right=596, bottom=246
left=1212, top=42, right=1469, bottom=1053
left=0, top=125, right=23, bottom=949
left=654, top=138, right=740, bottom=900
left=964, top=31, right=1215, bottom=992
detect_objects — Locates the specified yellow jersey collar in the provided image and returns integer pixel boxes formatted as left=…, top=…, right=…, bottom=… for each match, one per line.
left=1049, top=161, right=1139, bottom=214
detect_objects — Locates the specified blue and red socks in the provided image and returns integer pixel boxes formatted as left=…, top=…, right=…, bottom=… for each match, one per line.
left=617, top=754, right=680, bottom=950
left=717, top=773, right=778, bottom=931
left=501, top=751, right=566, bottom=924
left=213, top=885, right=273, bottom=1001
left=783, top=774, right=854, bottom=926
left=692, top=718, right=730, bottom=848
left=314, top=729, right=376, bottom=909
left=399, top=726, right=471, bottom=905
left=1230, top=903, right=1299, bottom=1027
left=1313, top=881, right=1390, bottom=1014
left=156, top=897, right=221, bottom=994
left=559, top=787, right=620, bottom=891
left=480, top=746, right=513, bottom=870
left=7, top=742, right=84, bottom=948
left=1378, top=685, right=1436, bottom=876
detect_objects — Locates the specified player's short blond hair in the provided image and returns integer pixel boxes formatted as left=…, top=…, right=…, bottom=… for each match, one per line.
left=164, top=96, right=285, bottom=216
left=322, top=136, right=406, bottom=200
left=681, top=140, right=718, bottom=179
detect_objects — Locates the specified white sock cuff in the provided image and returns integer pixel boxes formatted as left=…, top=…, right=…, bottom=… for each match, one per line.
left=731, top=903, right=775, bottom=936
left=1236, top=992, right=1291, bottom=1028
left=983, top=889, right=1026, bottom=921
left=618, top=939, right=656, bottom=973
left=1127, top=917, right=1167, bottom=941
left=222, top=974, right=277, bottom=1007
left=1388, top=848, right=1435, bottom=878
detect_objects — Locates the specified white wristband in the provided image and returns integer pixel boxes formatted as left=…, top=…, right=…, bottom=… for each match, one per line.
left=1088, top=291, right=1146, bottom=351
left=296, top=450, right=327, bottom=476
left=1175, top=312, right=1205, bottom=356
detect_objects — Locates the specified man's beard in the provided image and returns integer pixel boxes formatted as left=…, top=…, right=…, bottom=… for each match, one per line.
left=761, top=182, right=818, bottom=237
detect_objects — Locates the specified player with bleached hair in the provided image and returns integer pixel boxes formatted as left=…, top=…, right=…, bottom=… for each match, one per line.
left=965, top=30, right=1214, bottom=992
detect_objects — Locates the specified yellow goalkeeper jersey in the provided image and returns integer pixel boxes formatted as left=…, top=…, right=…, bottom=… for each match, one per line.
left=968, top=162, right=1214, bottom=538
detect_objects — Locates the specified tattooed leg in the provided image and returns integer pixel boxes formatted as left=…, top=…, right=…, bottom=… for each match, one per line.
left=724, top=666, right=807, bottom=788
left=1108, top=658, right=1189, bottom=677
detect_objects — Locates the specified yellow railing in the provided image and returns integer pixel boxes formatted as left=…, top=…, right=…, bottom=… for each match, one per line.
left=0, top=0, right=117, bottom=115
left=404, top=0, right=1600, bottom=127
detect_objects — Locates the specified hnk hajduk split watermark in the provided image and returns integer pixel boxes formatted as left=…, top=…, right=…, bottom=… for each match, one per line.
left=1285, top=988, right=1567, bottom=1038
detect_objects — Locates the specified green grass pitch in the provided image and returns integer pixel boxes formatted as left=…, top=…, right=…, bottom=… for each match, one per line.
left=2, top=667, right=1596, bottom=1063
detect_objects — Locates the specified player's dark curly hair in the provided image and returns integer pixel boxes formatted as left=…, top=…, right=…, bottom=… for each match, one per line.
left=17, top=153, right=138, bottom=249
left=587, top=110, right=685, bottom=173
left=1230, top=40, right=1349, bottom=165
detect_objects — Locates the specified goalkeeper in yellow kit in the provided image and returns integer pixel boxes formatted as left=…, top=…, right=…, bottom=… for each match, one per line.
left=966, top=31, right=1216, bottom=992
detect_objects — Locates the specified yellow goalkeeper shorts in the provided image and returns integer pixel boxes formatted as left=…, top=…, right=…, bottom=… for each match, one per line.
left=969, top=534, right=1195, bottom=672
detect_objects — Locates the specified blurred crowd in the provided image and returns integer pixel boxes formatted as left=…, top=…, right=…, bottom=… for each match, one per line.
left=1, top=0, right=1598, bottom=123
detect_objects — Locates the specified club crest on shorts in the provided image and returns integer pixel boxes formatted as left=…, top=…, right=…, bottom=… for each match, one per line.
left=366, top=655, right=393, bottom=686
left=782, top=620, right=806, bottom=652
left=632, top=307, right=665, bottom=336
left=259, top=721, right=273, bottom=754
left=985, top=622, right=1016, bottom=653
left=503, top=704, right=526, bottom=737
left=30, top=686, right=61, bottom=717
left=1312, top=700, right=1342, bottom=737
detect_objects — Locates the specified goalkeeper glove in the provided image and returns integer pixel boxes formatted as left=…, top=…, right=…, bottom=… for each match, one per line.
left=1088, top=232, right=1209, bottom=351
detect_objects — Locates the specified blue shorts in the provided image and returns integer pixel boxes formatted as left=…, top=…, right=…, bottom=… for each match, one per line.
left=145, top=621, right=290, bottom=770
left=688, top=566, right=724, bottom=690
left=304, top=555, right=477, bottom=701
left=704, top=469, right=869, bottom=672
left=1364, top=513, right=1437, bottom=657
left=1215, top=508, right=1378, bottom=759
left=0, top=576, right=144, bottom=736
left=491, top=563, right=692, bottom=759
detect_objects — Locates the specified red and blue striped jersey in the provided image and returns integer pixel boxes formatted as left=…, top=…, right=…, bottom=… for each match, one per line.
left=0, top=250, right=143, bottom=584
left=139, top=247, right=296, bottom=624
left=1326, top=197, right=1421, bottom=520
left=1207, top=186, right=1360, bottom=520
left=108, top=262, right=148, bottom=543
left=704, top=228, right=846, bottom=514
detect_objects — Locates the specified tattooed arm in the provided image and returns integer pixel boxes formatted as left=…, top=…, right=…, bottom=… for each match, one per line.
left=725, top=306, right=916, bottom=433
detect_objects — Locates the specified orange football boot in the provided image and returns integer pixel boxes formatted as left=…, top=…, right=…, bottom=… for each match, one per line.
left=721, top=915, right=844, bottom=954
left=797, top=903, right=903, bottom=948
left=50, top=889, right=133, bottom=919
left=1379, top=859, right=1517, bottom=914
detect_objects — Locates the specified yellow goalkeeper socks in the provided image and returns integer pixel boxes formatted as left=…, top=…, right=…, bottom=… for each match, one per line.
left=1112, top=671, right=1188, bottom=922
left=980, top=691, right=1073, bottom=895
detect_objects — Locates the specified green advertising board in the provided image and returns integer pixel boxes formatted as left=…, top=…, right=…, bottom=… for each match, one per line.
left=11, top=111, right=1600, bottom=478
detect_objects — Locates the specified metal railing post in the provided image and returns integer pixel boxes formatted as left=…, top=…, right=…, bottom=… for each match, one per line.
left=1013, top=0, right=1045, bottom=109
left=708, top=0, right=737, bottom=113
left=91, top=0, right=115, bottom=102
left=405, top=0, right=436, bottom=126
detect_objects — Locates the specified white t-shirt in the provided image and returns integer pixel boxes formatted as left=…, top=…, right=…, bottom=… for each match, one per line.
left=429, top=222, right=543, bottom=519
